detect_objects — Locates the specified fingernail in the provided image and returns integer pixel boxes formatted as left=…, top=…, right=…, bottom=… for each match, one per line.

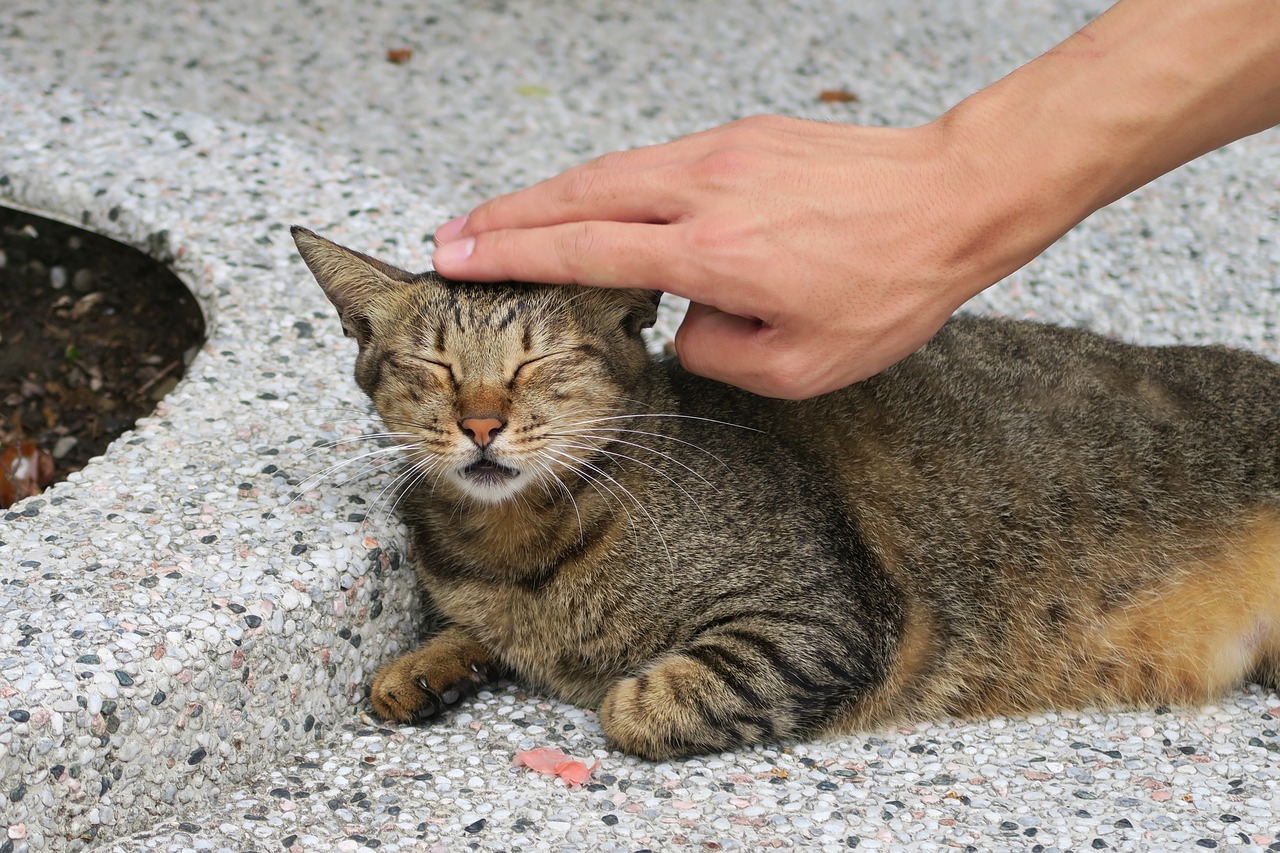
left=432, top=236, right=475, bottom=268
left=433, top=214, right=469, bottom=244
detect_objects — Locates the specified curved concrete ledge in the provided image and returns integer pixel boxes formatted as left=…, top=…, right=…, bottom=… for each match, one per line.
left=0, top=75, right=444, bottom=849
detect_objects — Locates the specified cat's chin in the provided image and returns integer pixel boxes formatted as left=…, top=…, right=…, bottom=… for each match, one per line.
left=453, top=460, right=526, bottom=505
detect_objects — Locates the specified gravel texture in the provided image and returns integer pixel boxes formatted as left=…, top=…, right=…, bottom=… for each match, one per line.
left=0, top=1, right=1278, bottom=851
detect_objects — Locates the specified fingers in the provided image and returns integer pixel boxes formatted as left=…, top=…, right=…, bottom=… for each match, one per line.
left=434, top=117, right=783, bottom=240
left=431, top=141, right=703, bottom=289
left=433, top=220, right=691, bottom=292
left=675, top=303, right=780, bottom=398
left=675, top=302, right=854, bottom=400
left=449, top=143, right=697, bottom=238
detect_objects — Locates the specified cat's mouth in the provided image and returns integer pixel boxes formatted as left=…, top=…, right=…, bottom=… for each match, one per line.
left=461, top=459, right=521, bottom=486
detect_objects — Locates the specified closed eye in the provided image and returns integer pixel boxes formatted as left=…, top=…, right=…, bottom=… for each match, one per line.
left=512, top=351, right=569, bottom=384
left=400, top=355, right=457, bottom=386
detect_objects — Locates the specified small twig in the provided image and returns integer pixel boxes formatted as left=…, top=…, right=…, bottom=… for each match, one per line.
left=136, top=360, right=181, bottom=396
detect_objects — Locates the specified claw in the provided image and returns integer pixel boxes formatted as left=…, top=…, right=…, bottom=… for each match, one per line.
left=412, top=676, right=443, bottom=718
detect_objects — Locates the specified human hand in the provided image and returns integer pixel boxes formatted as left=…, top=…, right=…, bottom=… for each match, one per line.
left=432, top=0, right=1280, bottom=399
left=432, top=115, right=1059, bottom=399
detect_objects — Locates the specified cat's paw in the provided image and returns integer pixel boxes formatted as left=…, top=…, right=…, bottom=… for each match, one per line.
left=370, top=657, right=490, bottom=722
left=369, top=629, right=495, bottom=723
left=599, top=656, right=767, bottom=760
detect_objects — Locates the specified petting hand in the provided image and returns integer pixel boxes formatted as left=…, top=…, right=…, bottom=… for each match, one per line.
left=432, top=0, right=1280, bottom=400
left=431, top=115, right=1052, bottom=399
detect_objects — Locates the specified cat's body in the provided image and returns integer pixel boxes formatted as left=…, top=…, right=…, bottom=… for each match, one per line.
left=294, top=227, right=1280, bottom=759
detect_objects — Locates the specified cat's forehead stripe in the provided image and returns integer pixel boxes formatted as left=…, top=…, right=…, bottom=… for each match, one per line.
left=494, top=306, right=518, bottom=332
left=430, top=284, right=557, bottom=335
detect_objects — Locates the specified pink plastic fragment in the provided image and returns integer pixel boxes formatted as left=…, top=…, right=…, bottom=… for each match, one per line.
left=512, top=747, right=600, bottom=787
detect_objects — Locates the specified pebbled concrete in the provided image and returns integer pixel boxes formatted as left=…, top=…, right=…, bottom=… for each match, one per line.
left=0, top=2, right=1277, bottom=851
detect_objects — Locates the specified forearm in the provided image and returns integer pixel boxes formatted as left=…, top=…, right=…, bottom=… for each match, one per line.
left=940, top=0, right=1280, bottom=293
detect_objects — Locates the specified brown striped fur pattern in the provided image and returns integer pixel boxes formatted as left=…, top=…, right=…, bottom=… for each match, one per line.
left=293, top=227, right=1280, bottom=760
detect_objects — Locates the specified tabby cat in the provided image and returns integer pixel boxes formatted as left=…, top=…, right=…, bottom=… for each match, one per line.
left=292, top=226, right=1280, bottom=760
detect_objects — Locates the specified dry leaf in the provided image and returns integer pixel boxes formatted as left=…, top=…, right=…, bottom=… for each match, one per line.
left=0, top=441, right=55, bottom=509
left=818, top=89, right=859, bottom=103
left=386, top=48, right=413, bottom=64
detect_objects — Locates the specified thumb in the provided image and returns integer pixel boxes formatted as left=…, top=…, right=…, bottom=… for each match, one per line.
left=673, top=302, right=774, bottom=394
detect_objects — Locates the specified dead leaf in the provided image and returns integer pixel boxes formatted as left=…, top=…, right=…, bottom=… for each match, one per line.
left=386, top=48, right=413, bottom=64
left=818, top=89, right=859, bottom=103
left=0, top=441, right=55, bottom=508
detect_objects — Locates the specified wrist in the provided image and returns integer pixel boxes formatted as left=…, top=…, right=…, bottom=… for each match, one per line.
left=910, top=97, right=1094, bottom=307
left=930, top=0, right=1280, bottom=295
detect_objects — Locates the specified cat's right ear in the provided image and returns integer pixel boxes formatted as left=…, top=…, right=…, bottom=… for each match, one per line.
left=291, top=226, right=413, bottom=346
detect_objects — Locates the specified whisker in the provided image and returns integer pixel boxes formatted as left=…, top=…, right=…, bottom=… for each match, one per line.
left=283, top=446, right=407, bottom=516
left=544, top=446, right=676, bottom=576
left=530, top=457, right=585, bottom=544
left=292, top=441, right=409, bottom=494
left=554, top=440, right=712, bottom=531
left=373, top=452, right=446, bottom=526
left=561, top=412, right=762, bottom=434
left=542, top=448, right=640, bottom=540
left=551, top=429, right=722, bottom=486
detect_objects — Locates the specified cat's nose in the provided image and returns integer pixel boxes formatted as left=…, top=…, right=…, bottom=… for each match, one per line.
left=459, top=416, right=507, bottom=448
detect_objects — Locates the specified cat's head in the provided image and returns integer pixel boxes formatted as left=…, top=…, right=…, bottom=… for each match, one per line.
left=292, top=227, right=660, bottom=505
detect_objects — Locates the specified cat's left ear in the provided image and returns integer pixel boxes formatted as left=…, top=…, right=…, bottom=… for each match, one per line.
left=619, top=288, right=662, bottom=335
left=291, top=226, right=413, bottom=345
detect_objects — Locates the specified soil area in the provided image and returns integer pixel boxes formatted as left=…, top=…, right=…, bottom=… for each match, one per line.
left=0, top=206, right=206, bottom=508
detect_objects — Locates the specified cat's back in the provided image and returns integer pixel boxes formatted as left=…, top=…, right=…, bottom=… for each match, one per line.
left=787, top=316, right=1280, bottom=505
left=671, top=315, right=1280, bottom=723
left=662, top=313, right=1280, bottom=583
left=866, top=315, right=1279, bottom=442
left=668, top=315, right=1279, bottom=483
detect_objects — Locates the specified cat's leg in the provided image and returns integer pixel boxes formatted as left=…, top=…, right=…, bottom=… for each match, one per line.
left=370, top=624, right=496, bottom=722
left=599, top=658, right=763, bottom=760
left=1243, top=521, right=1280, bottom=696
left=1248, top=623, right=1280, bottom=694
left=599, top=630, right=852, bottom=759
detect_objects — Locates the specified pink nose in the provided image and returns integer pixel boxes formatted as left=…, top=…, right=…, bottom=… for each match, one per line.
left=459, top=416, right=506, bottom=448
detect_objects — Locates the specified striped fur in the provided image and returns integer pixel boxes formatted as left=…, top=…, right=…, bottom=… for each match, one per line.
left=294, top=228, right=1280, bottom=760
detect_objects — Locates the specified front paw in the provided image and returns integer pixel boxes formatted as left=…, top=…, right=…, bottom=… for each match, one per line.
left=600, top=658, right=763, bottom=760
left=369, top=628, right=494, bottom=723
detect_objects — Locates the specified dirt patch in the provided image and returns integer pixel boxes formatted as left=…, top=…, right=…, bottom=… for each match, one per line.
left=0, top=206, right=206, bottom=507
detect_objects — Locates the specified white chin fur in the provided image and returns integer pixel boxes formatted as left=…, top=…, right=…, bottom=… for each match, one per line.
left=450, top=469, right=528, bottom=505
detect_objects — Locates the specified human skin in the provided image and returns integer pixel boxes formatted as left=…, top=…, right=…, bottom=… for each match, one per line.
left=432, top=0, right=1280, bottom=400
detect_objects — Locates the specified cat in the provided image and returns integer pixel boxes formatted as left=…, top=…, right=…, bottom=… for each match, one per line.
left=292, top=226, right=1280, bottom=760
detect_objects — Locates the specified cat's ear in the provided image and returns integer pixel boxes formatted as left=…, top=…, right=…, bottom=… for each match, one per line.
left=291, top=226, right=414, bottom=345
left=618, top=288, right=662, bottom=335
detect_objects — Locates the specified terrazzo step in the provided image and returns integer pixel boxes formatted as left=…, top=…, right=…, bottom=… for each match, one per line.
left=0, top=75, right=451, bottom=851
left=105, top=688, right=1280, bottom=853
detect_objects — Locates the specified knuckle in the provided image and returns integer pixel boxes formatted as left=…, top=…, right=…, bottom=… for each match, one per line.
left=555, top=165, right=601, bottom=208
left=591, top=149, right=632, bottom=173
left=685, top=216, right=754, bottom=254
left=734, top=113, right=786, bottom=133
left=714, top=114, right=789, bottom=146
left=672, top=326, right=700, bottom=371
left=694, top=146, right=760, bottom=187
left=469, top=230, right=512, bottom=278
left=554, top=223, right=598, bottom=282
left=756, top=348, right=823, bottom=401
